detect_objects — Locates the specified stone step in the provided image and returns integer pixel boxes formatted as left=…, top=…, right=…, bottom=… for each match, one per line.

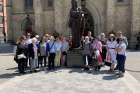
left=0, top=43, right=16, bottom=53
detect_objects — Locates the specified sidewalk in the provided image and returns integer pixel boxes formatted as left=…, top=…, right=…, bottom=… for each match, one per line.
left=0, top=67, right=139, bottom=93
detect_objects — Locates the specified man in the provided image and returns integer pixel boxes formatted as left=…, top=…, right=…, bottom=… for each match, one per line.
left=48, top=36, right=56, bottom=70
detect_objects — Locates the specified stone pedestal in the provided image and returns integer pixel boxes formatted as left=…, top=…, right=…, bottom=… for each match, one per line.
left=67, top=49, right=84, bottom=67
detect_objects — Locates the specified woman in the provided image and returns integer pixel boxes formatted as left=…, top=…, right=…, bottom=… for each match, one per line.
left=91, top=37, right=103, bottom=71
left=48, top=36, right=56, bottom=70
left=15, top=36, right=28, bottom=74
left=55, top=37, right=62, bottom=67
left=83, top=36, right=92, bottom=71
left=28, top=37, right=38, bottom=72
left=38, top=36, right=49, bottom=67
left=106, top=34, right=117, bottom=72
left=100, top=33, right=107, bottom=63
left=116, top=37, right=127, bottom=77
left=61, top=37, right=69, bottom=67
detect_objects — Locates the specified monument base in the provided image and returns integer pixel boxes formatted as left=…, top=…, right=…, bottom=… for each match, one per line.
left=67, top=48, right=84, bottom=67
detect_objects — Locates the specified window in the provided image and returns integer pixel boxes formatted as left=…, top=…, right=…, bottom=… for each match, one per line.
left=48, top=0, right=54, bottom=7
left=42, top=0, right=54, bottom=10
left=0, top=16, right=3, bottom=24
left=25, top=0, right=33, bottom=10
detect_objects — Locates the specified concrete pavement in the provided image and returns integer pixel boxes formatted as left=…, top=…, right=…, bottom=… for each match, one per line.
left=0, top=44, right=140, bottom=93
left=0, top=68, right=139, bottom=93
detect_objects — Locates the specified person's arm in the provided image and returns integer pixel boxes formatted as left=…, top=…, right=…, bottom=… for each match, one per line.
left=116, top=44, right=126, bottom=52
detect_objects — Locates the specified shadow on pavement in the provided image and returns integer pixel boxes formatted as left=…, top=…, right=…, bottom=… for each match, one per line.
left=126, top=69, right=140, bottom=73
left=0, top=73, right=21, bottom=79
left=6, top=67, right=18, bottom=70
left=102, top=75, right=118, bottom=80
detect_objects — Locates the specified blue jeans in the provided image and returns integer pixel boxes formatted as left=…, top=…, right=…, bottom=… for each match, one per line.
left=116, top=54, right=126, bottom=73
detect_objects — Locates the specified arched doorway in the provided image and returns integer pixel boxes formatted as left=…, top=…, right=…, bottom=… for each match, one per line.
left=21, top=15, right=34, bottom=35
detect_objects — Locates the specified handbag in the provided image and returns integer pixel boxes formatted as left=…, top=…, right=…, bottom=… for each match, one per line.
left=17, top=54, right=26, bottom=59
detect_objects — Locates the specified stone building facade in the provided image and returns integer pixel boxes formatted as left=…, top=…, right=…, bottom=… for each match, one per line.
left=6, top=0, right=140, bottom=48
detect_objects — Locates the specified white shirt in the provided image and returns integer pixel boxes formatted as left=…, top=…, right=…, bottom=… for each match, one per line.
left=49, top=41, right=56, bottom=53
left=26, top=38, right=32, bottom=45
left=55, top=41, right=62, bottom=52
left=117, top=43, right=126, bottom=56
left=61, top=41, right=69, bottom=52
left=107, top=40, right=117, bottom=49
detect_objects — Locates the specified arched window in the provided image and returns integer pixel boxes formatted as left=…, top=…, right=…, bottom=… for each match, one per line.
left=25, top=0, right=33, bottom=10
left=48, top=0, right=54, bottom=7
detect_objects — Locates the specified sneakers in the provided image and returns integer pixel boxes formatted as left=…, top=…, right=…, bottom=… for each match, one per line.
left=116, top=71, right=124, bottom=78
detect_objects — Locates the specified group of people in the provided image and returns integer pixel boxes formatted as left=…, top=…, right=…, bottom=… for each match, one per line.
left=14, top=31, right=127, bottom=77
left=14, top=33, right=69, bottom=74
left=82, top=31, right=128, bottom=77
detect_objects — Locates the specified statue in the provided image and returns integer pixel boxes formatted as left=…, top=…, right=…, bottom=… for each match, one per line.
left=24, top=15, right=33, bottom=34
left=69, top=0, right=94, bottom=48
left=69, top=0, right=81, bottom=48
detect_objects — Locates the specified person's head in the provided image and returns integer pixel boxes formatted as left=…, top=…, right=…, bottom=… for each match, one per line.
left=100, top=33, right=105, bottom=39
left=85, top=36, right=89, bottom=43
left=27, top=33, right=31, bottom=39
left=35, top=35, right=39, bottom=40
left=45, top=34, right=50, bottom=38
left=17, top=36, right=26, bottom=44
left=117, top=31, right=123, bottom=37
left=50, top=36, right=55, bottom=41
left=32, top=37, right=37, bottom=44
left=40, top=36, right=46, bottom=43
left=109, top=34, right=115, bottom=41
left=88, top=31, right=92, bottom=37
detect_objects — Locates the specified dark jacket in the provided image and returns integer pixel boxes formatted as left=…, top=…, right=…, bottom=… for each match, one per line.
left=15, top=43, right=28, bottom=62
left=28, top=43, right=35, bottom=58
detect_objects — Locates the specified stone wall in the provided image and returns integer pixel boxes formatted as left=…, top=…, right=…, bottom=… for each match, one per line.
left=114, top=3, right=131, bottom=38
left=6, top=0, right=138, bottom=48
left=131, top=0, right=140, bottom=48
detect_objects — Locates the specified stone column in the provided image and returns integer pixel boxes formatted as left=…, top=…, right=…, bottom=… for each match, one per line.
left=106, top=0, right=115, bottom=33
left=54, top=0, right=64, bottom=34
left=33, top=0, right=43, bottom=35
left=6, top=0, right=13, bottom=42
left=130, top=0, right=140, bottom=48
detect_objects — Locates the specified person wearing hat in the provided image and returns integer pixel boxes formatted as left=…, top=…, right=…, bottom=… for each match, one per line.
left=106, top=34, right=117, bottom=72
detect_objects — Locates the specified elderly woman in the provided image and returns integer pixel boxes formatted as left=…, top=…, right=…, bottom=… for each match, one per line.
left=28, top=37, right=38, bottom=72
left=83, top=36, right=92, bottom=71
left=15, top=36, right=28, bottom=74
left=106, top=34, right=117, bottom=72
left=99, top=33, right=107, bottom=62
left=91, top=37, right=103, bottom=71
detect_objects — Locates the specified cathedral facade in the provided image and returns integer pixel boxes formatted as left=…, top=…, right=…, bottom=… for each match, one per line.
left=6, top=0, right=140, bottom=48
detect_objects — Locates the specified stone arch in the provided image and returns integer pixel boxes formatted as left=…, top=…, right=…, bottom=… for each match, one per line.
left=86, top=0, right=103, bottom=35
